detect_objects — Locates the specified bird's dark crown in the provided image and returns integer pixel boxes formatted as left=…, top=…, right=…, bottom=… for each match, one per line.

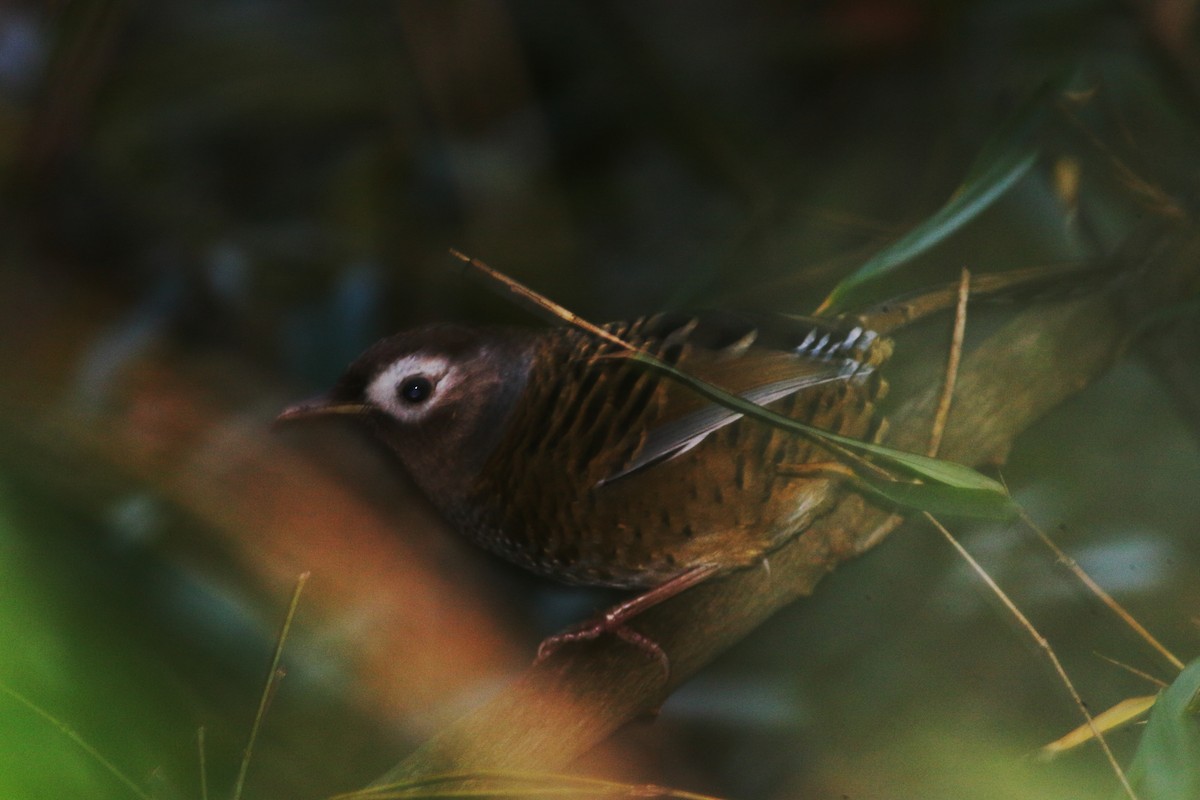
left=329, top=323, right=507, bottom=404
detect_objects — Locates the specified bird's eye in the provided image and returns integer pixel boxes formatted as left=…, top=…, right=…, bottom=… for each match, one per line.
left=398, top=375, right=434, bottom=404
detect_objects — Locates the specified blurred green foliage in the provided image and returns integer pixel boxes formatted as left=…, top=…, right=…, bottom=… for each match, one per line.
left=0, top=482, right=188, bottom=799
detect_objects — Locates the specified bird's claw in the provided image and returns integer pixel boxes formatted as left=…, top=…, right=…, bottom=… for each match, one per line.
left=535, top=619, right=670, bottom=679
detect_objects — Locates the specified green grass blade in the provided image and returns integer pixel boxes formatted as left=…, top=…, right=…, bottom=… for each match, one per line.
left=821, top=148, right=1038, bottom=314
left=817, top=78, right=1067, bottom=315
left=858, top=480, right=1016, bottom=520
left=625, top=352, right=1014, bottom=518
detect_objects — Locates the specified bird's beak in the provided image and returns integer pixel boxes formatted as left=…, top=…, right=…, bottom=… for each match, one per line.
left=276, top=395, right=372, bottom=424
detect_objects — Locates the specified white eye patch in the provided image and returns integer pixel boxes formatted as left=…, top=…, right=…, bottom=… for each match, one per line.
left=365, top=354, right=457, bottom=421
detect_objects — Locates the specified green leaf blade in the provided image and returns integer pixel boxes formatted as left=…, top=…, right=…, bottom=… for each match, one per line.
left=822, top=147, right=1039, bottom=314
left=625, top=352, right=1013, bottom=519
left=817, top=76, right=1071, bottom=315
left=1125, top=658, right=1200, bottom=800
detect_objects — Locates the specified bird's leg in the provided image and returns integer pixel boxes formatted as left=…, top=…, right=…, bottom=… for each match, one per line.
left=536, top=563, right=721, bottom=677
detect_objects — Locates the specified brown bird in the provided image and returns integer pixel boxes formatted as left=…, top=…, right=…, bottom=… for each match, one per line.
left=279, top=308, right=896, bottom=666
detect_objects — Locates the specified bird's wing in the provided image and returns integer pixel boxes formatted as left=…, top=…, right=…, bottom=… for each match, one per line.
left=598, top=313, right=879, bottom=486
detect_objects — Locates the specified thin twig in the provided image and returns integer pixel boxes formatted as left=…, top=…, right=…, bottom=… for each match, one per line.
left=1019, top=509, right=1184, bottom=672
left=919, top=292, right=1135, bottom=795
left=927, top=268, right=970, bottom=457
left=1093, top=653, right=1169, bottom=689
left=450, top=250, right=630, bottom=350
left=918, top=270, right=1137, bottom=793
left=232, top=571, right=310, bottom=800
left=1055, top=100, right=1185, bottom=220
left=923, top=513, right=1137, bottom=800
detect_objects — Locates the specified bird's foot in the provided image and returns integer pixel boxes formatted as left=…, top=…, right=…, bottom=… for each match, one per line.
left=532, top=564, right=722, bottom=680
left=535, top=615, right=669, bottom=677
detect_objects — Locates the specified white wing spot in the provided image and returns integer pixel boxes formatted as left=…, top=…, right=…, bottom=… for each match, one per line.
left=839, top=326, right=863, bottom=351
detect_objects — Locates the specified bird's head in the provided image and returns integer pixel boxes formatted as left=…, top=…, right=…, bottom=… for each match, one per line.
left=279, top=324, right=539, bottom=510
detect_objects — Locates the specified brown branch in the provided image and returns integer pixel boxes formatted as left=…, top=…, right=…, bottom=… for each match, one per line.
left=377, top=221, right=1200, bottom=784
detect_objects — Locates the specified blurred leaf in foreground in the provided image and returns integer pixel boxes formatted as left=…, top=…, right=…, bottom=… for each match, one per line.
left=1125, top=657, right=1200, bottom=800
left=0, top=481, right=183, bottom=800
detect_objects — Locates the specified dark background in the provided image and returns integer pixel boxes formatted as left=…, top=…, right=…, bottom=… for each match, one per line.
left=0, top=1, right=1198, bottom=798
